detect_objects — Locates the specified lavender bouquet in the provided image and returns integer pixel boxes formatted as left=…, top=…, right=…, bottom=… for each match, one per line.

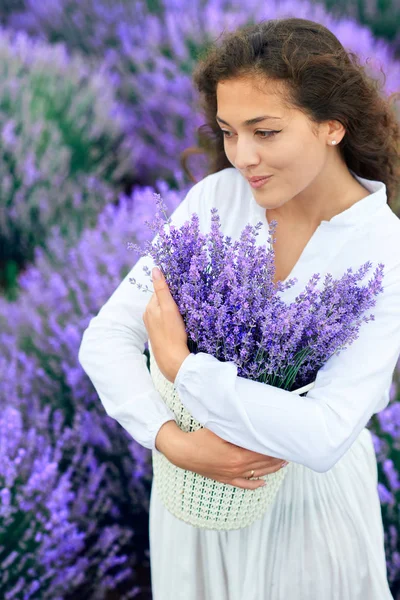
left=129, top=193, right=384, bottom=393
left=128, top=193, right=385, bottom=530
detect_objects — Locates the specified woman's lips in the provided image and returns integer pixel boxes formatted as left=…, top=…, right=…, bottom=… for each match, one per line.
left=249, top=175, right=273, bottom=189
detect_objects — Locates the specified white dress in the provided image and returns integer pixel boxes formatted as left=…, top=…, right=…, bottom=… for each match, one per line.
left=78, top=167, right=400, bottom=599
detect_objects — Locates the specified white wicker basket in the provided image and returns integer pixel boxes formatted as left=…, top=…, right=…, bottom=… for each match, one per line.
left=149, top=343, right=314, bottom=530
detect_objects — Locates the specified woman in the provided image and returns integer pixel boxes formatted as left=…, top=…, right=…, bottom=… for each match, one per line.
left=78, top=18, right=400, bottom=599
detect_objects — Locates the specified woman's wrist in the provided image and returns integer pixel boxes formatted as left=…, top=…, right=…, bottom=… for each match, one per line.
left=155, top=420, right=191, bottom=468
left=167, top=346, right=191, bottom=383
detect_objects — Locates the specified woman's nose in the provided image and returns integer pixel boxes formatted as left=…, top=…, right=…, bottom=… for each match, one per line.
left=233, top=137, right=261, bottom=171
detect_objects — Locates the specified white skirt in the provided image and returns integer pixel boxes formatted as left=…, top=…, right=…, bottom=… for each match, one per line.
left=149, top=427, right=393, bottom=600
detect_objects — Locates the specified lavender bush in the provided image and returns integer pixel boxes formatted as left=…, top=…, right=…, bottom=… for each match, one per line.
left=0, top=183, right=188, bottom=597
left=0, top=396, right=143, bottom=599
left=368, top=372, right=400, bottom=595
left=1, top=176, right=116, bottom=301
left=0, top=27, right=130, bottom=183
left=129, top=196, right=385, bottom=392
left=0, top=27, right=133, bottom=292
left=0, top=181, right=186, bottom=435
left=2, top=0, right=399, bottom=188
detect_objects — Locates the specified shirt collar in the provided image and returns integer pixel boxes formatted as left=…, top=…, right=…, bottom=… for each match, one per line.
left=321, top=170, right=387, bottom=228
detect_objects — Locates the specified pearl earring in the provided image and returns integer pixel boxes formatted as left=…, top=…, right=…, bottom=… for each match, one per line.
left=331, top=140, right=337, bottom=145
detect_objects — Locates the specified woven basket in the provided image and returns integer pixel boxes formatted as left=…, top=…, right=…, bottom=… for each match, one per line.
left=149, top=343, right=314, bottom=530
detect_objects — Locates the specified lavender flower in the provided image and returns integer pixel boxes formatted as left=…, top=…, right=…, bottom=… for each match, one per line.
left=129, top=194, right=385, bottom=392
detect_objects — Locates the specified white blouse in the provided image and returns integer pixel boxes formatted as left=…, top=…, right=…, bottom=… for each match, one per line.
left=78, top=167, right=400, bottom=472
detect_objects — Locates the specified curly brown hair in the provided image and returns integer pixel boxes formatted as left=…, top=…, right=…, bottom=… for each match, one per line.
left=181, top=17, right=400, bottom=210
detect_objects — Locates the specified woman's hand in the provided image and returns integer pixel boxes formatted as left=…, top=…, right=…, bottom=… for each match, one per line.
left=156, top=421, right=288, bottom=490
left=143, top=267, right=190, bottom=382
left=185, top=428, right=288, bottom=490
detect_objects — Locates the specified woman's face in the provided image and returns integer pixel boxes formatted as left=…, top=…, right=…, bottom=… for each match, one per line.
left=216, top=75, right=339, bottom=211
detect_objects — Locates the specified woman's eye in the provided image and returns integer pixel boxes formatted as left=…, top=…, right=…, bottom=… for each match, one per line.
left=220, top=130, right=278, bottom=139
left=256, top=130, right=277, bottom=138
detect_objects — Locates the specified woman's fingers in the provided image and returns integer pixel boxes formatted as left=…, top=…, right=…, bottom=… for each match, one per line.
left=234, top=459, right=286, bottom=479
left=229, top=463, right=288, bottom=490
left=229, top=477, right=267, bottom=490
left=231, top=447, right=286, bottom=472
left=183, top=428, right=288, bottom=491
left=231, top=462, right=288, bottom=488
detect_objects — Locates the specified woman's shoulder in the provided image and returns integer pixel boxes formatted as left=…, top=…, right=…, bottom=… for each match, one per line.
left=375, top=204, right=400, bottom=264
left=347, top=203, right=400, bottom=286
left=384, top=207, right=400, bottom=276
left=382, top=203, right=400, bottom=236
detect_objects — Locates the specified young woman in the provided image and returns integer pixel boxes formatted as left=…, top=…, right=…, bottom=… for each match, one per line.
left=78, top=18, right=400, bottom=599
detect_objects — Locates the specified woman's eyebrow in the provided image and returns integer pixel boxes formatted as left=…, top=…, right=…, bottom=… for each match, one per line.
left=216, top=115, right=282, bottom=127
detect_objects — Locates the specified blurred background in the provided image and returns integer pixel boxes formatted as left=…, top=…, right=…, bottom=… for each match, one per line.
left=0, top=1, right=400, bottom=598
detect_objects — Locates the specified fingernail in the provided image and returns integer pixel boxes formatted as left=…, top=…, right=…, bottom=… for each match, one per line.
left=152, top=267, right=162, bottom=280
left=281, top=461, right=289, bottom=467
left=260, top=481, right=267, bottom=487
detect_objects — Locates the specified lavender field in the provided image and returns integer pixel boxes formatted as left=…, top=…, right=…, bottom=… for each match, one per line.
left=1, top=1, right=400, bottom=598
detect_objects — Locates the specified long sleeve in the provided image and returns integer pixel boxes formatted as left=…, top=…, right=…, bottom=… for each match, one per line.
left=78, top=180, right=204, bottom=453
left=174, top=261, right=400, bottom=472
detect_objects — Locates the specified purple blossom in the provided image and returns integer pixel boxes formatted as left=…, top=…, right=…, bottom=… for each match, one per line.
left=378, top=403, right=400, bottom=444
left=378, top=482, right=395, bottom=506
left=383, top=459, right=400, bottom=492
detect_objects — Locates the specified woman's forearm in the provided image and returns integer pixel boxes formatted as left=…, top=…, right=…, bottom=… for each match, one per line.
left=155, top=420, right=192, bottom=469
left=155, top=422, right=283, bottom=489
